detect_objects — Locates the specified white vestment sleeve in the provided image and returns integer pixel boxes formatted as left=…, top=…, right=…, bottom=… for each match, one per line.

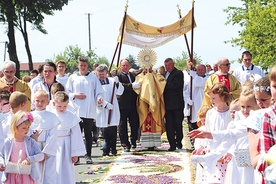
left=70, top=124, right=86, bottom=157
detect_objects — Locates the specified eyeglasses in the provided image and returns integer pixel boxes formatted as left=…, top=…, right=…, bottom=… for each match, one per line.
left=220, top=63, right=231, bottom=66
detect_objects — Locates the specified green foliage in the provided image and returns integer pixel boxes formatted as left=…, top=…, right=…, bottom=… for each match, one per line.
left=54, top=45, right=109, bottom=73
left=224, top=0, right=276, bottom=70
left=95, top=56, right=110, bottom=66
left=0, top=0, right=69, bottom=74
left=174, top=51, right=202, bottom=70
left=20, top=71, right=29, bottom=79
left=126, top=54, right=140, bottom=69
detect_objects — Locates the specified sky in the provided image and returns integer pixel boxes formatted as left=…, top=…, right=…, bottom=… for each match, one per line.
left=0, top=0, right=244, bottom=70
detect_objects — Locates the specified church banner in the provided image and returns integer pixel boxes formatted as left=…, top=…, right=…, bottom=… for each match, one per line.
left=118, top=9, right=196, bottom=48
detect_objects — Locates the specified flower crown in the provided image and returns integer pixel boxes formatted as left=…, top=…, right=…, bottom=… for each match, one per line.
left=253, top=85, right=270, bottom=92
left=16, top=112, right=34, bottom=127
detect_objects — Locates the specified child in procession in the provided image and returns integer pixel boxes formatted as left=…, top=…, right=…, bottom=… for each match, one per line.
left=2, top=92, right=29, bottom=138
left=48, top=91, right=86, bottom=184
left=193, top=83, right=232, bottom=184
left=30, top=90, right=59, bottom=184
left=0, top=111, right=44, bottom=183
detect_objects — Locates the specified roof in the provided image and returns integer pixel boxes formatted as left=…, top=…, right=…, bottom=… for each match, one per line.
left=20, top=62, right=45, bottom=71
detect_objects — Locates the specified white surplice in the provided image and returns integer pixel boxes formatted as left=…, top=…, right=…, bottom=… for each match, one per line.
left=44, top=109, right=86, bottom=184
left=232, top=64, right=264, bottom=84
left=65, top=72, right=104, bottom=119
left=1, top=111, right=12, bottom=139
left=46, top=99, right=80, bottom=115
left=183, top=71, right=208, bottom=122
left=96, top=77, right=124, bottom=128
left=56, top=74, right=69, bottom=88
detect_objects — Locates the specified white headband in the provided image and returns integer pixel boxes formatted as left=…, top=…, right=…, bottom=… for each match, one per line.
left=253, top=85, right=270, bottom=92
left=16, top=112, right=34, bottom=126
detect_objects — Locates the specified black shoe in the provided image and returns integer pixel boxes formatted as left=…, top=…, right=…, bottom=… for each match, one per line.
left=85, top=155, right=93, bottom=164
left=124, top=147, right=130, bottom=152
left=168, top=147, right=176, bottom=151
left=177, top=145, right=183, bottom=149
left=102, top=152, right=109, bottom=156
left=176, top=142, right=183, bottom=149
left=112, top=153, right=117, bottom=156
left=132, top=143, right=137, bottom=149
left=147, top=147, right=155, bottom=151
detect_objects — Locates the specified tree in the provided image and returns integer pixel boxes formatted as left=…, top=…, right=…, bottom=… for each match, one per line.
left=95, top=56, right=110, bottom=66
left=126, top=54, right=140, bottom=69
left=14, top=1, right=68, bottom=71
left=224, top=0, right=276, bottom=70
left=0, top=0, right=69, bottom=76
left=0, top=0, right=20, bottom=78
left=54, top=45, right=106, bottom=74
left=174, top=51, right=202, bottom=70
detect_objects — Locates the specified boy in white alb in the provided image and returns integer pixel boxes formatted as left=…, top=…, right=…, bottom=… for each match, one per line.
left=65, top=56, right=103, bottom=164
left=95, top=64, right=124, bottom=156
left=45, top=91, right=85, bottom=184
left=46, top=83, right=79, bottom=114
left=30, top=90, right=59, bottom=184
left=55, top=60, right=69, bottom=87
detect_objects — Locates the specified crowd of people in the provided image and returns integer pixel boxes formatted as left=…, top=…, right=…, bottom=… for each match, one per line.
left=0, top=50, right=274, bottom=184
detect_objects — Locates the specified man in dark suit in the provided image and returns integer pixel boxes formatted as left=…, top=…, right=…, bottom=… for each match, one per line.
left=163, top=58, right=184, bottom=151
left=117, top=59, right=140, bottom=152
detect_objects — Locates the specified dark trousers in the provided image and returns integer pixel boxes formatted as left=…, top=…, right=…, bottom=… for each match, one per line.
left=187, top=116, right=198, bottom=146
left=165, top=108, right=184, bottom=149
left=187, top=116, right=199, bottom=132
left=92, top=120, right=99, bottom=142
left=102, top=126, right=117, bottom=154
left=119, top=108, right=139, bottom=148
left=79, top=117, right=94, bottom=156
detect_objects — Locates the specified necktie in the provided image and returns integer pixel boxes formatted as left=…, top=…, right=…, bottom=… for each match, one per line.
left=124, top=73, right=132, bottom=83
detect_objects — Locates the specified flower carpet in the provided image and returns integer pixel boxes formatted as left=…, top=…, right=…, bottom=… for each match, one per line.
left=101, top=143, right=193, bottom=184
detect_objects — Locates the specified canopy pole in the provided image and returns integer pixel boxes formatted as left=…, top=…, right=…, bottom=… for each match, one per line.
left=108, top=42, right=119, bottom=73
left=189, top=0, right=195, bottom=122
left=115, top=1, right=128, bottom=74
left=177, top=4, right=191, bottom=58
left=108, top=1, right=128, bottom=126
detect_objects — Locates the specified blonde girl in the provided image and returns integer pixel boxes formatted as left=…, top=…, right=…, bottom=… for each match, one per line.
left=193, top=82, right=232, bottom=184
left=0, top=111, right=44, bottom=183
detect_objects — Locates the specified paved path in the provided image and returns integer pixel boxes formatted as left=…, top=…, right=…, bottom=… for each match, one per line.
left=74, top=125, right=195, bottom=184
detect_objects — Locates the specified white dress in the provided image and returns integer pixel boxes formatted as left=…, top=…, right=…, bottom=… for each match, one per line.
left=201, top=112, right=258, bottom=184
left=45, top=110, right=86, bottom=184
left=30, top=110, right=59, bottom=184
left=225, top=121, right=255, bottom=184
left=200, top=108, right=231, bottom=184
